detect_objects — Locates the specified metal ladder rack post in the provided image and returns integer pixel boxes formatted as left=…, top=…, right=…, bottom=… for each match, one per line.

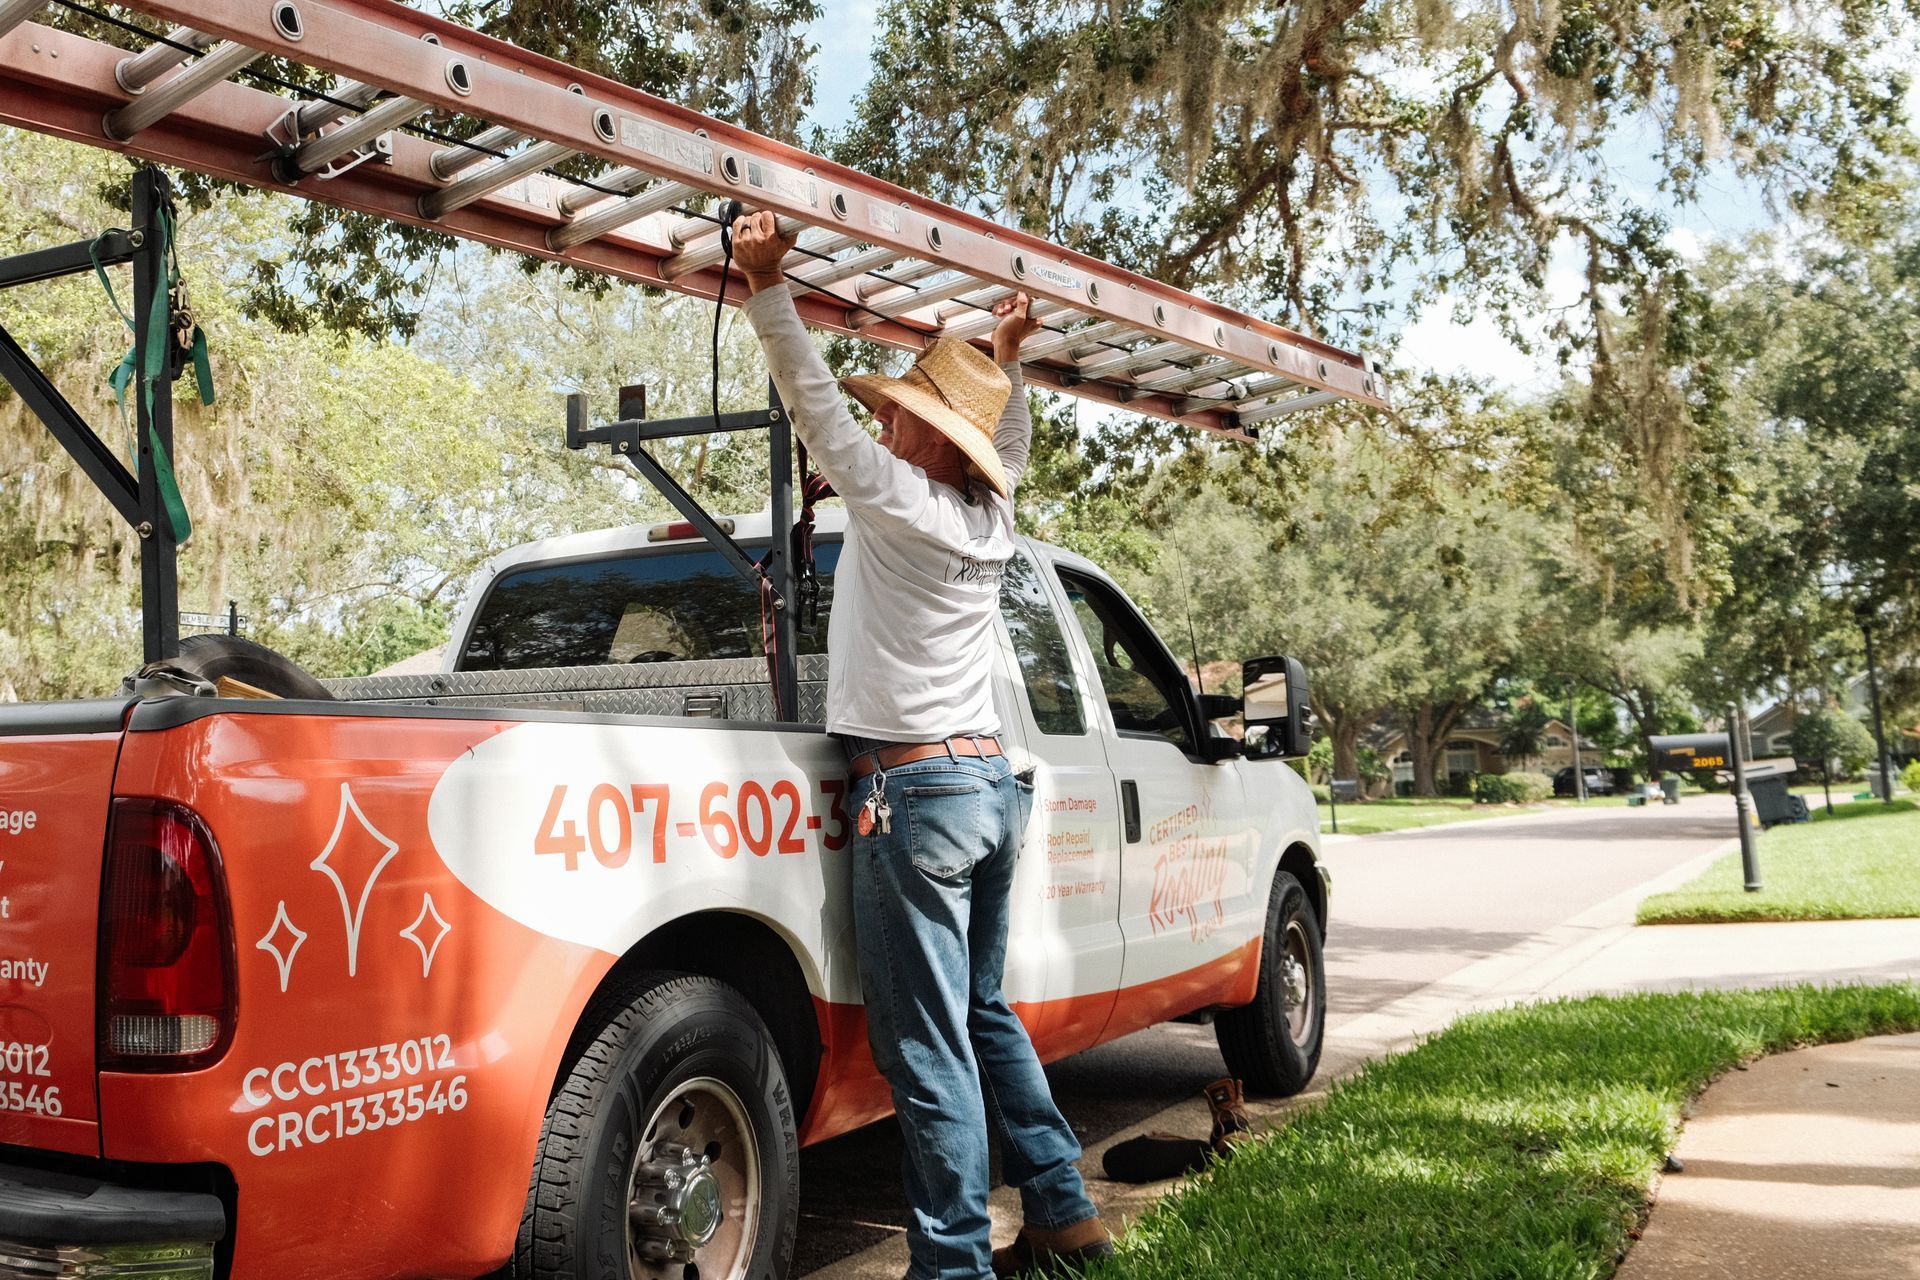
left=0, top=167, right=183, bottom=662
left=565, top=381, right=800, bottom=720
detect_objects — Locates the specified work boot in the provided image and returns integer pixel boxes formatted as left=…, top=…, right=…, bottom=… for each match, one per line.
left=990, top=1217, right=1116, bottom=1278
left=1203, top=1077, right=1255, bottom=1157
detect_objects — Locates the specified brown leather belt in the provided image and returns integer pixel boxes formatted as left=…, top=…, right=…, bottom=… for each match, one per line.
left=849, top=735, right=1004, bottom=779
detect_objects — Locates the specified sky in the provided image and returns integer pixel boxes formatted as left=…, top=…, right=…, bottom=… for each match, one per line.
left=799, top=3, right=1920, bottom=399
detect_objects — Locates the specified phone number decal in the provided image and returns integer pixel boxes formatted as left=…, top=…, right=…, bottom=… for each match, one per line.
left=535, top=778, right=852, bottom=870
left=241, top=1034, right=464, bottom=1156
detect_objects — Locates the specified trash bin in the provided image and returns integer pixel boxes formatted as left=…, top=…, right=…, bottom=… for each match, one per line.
left=1660, top=776, right=1681, bottom=805
left=1748, top=776, right=1809, bottom=828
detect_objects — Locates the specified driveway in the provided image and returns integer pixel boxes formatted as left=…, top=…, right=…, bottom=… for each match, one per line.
left=797, top=794, right=1743, bottom=1277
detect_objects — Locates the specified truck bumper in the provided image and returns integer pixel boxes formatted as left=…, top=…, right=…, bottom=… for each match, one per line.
left=0, top=1163, right=225, bottom=1279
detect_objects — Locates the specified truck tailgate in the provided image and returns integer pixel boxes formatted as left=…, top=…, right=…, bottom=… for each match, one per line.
left=0, top=699, right=132, bottom=1156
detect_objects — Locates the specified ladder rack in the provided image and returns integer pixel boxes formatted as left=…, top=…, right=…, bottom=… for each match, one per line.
left=0, top=0, right=1387, bottom=435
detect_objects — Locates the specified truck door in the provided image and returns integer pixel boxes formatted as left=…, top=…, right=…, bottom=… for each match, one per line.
left=993, top=548, right=1124, bottom=1061
left=1048, top=566, right=1255, bottom=1039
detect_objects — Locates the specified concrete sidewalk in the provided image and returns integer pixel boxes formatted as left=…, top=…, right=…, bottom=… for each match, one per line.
left=1617, top=1031, right=1920, bottom=1279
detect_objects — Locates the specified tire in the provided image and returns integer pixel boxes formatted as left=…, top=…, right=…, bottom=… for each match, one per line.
left=1214, top=870, right=1326, bottom=1096
left=514, top=971, right=799, bottom=1280
left=169, top=634, right=335, bottom=700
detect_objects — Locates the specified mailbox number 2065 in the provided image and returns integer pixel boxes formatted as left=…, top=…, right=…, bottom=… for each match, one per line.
left=535, top=779, right=851, bottom=871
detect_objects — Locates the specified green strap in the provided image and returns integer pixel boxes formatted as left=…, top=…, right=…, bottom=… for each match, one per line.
left=89, top=215, right=209, bottom=545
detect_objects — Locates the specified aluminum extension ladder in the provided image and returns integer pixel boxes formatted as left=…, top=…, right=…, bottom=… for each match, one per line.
left=0, top=0, right=1386, bottom=434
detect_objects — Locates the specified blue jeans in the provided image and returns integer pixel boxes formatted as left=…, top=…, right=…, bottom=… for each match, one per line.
left=844, top=745, right=1098, bottom=1280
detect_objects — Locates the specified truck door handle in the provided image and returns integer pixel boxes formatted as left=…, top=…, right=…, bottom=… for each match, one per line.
left=1121, top=780, right=1141, bottom=843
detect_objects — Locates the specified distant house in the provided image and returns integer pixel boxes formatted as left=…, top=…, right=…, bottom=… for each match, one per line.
left=1749, top=676, right=1917, bottom=766
left=1371, top=709, right=1604, bottom=795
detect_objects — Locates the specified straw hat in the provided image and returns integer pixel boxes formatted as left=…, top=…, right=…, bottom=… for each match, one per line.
left=841, top=338, right=1013, bottom=497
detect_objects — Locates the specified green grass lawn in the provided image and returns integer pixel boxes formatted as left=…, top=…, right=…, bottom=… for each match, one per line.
left=1316, top=797, right=1513, bottom=835
left=1094, top=984, right=1920, bottom=1280
left=1318, top=793, right=1639, bottom=835
left=1637, top=798, right=1920, bottom=924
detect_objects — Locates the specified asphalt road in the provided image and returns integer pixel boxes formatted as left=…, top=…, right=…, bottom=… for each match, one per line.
left=794, top=794, right=1741, bottom=1276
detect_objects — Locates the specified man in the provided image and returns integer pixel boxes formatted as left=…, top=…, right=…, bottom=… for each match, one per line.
left=732, top=211, right=1114, bottom=1280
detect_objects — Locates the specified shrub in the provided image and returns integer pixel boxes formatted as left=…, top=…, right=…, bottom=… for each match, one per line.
left=1903, top=759, right=1920, bottom=796
left=1473, top=771, right=1554, bottom=804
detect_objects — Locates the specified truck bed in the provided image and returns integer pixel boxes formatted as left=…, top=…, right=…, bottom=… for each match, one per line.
left=320, top=654, right=830, bottom=724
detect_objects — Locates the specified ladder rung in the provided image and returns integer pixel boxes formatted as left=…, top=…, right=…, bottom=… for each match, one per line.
left=850, top=273, right=992, bottom=328
left=114, top=26, right=217, bottom=94
left=557, top=166, right=652, bottom=217
left=420, top=139, right=575, bottom=218
left=103, top=40, right=262, bottom=140
left=935, top=285, right=1013, bottom=324
left=288, top=95, right=429, bottom=175
left=784, top=246, right=908, bottom=297
left=666, top=214, right=715, bottom=249
left=1237, top=390, right=1338, bottom=426
left=941, top=297, right=1072, bottom=342
left=0, top=0, right=43, bottom=39
left=1140, top=360, right=1255, bottom=394
left=1017, top=317, right=1135, bottom=362
left=1076, top=338, right=1188, bottom=381
left=857, top=257, right=945, bottom=301
left=788, top=230, right=860, bottom=265
left=1169, top=373, right=1300, bottom=414
left=430, top=124, right=529, bottom=180
left=546, top=181, right=693, bottom=252
left=661, top=215, right=806, bottom=280
left=1173, top=391, right=1236, bottom=415
left=0, top=0, right=42, bottom=39
left=293, top=78, right=384, bottom=135
left=1235, top=373, right=1297, bottom=400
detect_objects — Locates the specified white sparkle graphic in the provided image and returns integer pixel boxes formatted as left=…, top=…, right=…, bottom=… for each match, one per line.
left=310, top=782, right=400, bottom=978
left=256, top=901, right=307, bottom=993
left=398, top=893, right=452, bottom=978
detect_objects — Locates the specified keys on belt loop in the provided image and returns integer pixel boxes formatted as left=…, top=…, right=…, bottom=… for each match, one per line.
left=857, top=765, right=892, bottom=836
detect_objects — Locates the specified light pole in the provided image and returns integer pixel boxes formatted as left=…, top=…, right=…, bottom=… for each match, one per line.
left=1819, top=570, right=1897, bottom=804
left=1858, top=602, right=1896, bottom=804
left=1567, top=680, right=1586, bottom=803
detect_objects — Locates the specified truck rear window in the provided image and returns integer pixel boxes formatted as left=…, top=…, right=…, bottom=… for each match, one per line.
left=459, top=543, right=841, bottom=670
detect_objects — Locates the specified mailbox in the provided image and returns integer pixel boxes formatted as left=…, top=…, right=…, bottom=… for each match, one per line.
left=1651, top=733, right=1730, bottom=774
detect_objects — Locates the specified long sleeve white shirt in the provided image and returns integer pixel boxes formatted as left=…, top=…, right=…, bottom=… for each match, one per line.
left=741, top=288, right=1031, bottom=741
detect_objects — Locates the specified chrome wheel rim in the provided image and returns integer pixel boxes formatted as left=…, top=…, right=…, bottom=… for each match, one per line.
left=627, top=1076, right=760, bottom=1280
left=1280, top=919, right=1313, bottom=1041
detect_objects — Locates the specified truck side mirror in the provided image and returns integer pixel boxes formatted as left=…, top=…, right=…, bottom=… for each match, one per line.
left=1242, top=655, right=1312, bottom=759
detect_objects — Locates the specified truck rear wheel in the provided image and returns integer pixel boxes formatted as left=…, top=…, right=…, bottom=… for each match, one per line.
left=1214, top=870, right=1325, bottom=1096
left=514, top=971, right=799, bottom=1280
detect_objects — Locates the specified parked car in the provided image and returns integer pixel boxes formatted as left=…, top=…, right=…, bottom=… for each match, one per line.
left=1553, top=765, right=1618, bottom=797
left=0, top=507, right=1330, bottom=1280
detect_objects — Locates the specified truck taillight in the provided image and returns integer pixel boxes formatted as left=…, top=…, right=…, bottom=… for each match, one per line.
left=99, top=798, right=236, bottom=1070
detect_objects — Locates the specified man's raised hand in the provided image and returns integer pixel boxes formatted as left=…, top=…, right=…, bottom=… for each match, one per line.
left=732, top=210, right=798, bottom=295
left=991, top=292, right=1041, bottom=365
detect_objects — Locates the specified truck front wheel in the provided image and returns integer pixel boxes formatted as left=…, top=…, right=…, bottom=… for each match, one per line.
left=1214, top=870, right=1326, bottom=1096
left=514, top=972, right=799, bottom=1280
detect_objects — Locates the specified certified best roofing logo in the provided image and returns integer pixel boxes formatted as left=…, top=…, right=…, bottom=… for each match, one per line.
left=255, top=782, right=451, bottom=991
